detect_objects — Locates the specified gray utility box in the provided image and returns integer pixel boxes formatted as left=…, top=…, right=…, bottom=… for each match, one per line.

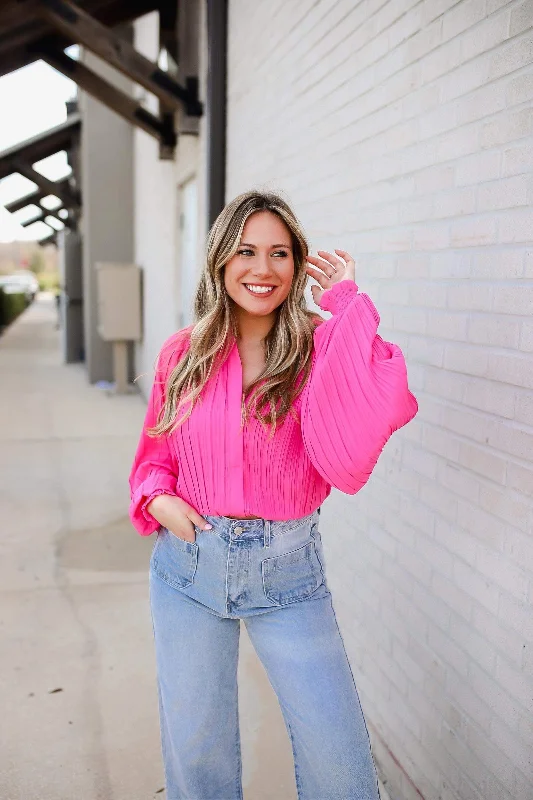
left=95, top=262, right=142, bottom=393
left=96, top=262, right=142, bottom=342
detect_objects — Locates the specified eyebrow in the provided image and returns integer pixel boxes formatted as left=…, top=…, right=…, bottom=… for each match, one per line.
left=239, top=242, right=292, bottom=248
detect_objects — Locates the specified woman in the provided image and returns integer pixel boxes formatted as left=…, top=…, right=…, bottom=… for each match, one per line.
left=129, top=190, right=418, bottom=800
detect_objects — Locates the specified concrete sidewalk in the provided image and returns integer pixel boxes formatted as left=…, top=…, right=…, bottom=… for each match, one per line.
left=0, top=293, right=389, bottom=800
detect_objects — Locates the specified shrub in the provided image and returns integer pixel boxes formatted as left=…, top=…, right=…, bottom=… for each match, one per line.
left=0, top=287, right=29, bottom=329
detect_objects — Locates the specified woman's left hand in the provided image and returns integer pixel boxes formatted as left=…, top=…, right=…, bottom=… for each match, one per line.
left=305, top=249, right=356, bottom=305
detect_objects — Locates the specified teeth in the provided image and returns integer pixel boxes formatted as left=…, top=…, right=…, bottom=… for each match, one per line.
left=244, top=284, right=275, bottom=294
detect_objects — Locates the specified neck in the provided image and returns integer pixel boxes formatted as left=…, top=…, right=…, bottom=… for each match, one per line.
left=234, top=306, right=276, bottom=344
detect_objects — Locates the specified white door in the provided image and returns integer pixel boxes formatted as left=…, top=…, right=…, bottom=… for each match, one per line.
left=179, top=178, right=198, bottom=327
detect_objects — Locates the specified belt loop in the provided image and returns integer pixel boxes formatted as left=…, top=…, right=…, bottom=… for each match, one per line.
left=263, top=519, right=271, bottom=548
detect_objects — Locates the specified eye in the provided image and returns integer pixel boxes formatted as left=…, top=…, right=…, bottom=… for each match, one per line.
left=272, top=250, right=289, bottom=258
left=237, top=248, right=254, bottom=256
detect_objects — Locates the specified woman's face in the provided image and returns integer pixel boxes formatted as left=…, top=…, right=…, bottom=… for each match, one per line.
left=224, top=211, right=295, bottom=317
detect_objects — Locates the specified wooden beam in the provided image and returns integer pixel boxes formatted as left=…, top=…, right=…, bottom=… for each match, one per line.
left=21, top=207, right=70, bottom=228
left=4, top=181, right=70, bottom=213
left=39, top=232, right=58, bottom=247
left=36, top=0, right=203, bottom=116
left=13, top=162, right=80, bottom=210
left=0, top=115, right=81, bottom=181
left=176, top=0, right=201, bottom=136
left=37, top=46, right=176, bottom=150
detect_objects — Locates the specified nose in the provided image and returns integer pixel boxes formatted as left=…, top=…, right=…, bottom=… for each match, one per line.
left=250, top=254, right=273, bottom=278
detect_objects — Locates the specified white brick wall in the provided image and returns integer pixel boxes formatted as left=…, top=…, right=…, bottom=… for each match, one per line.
left=227, top=1, right=533, bottom=798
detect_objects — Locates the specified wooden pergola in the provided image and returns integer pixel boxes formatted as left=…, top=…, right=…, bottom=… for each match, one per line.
left=0, top=0, right=202, bottom=245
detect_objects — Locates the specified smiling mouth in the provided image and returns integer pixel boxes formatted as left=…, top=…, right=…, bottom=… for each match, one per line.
left=242, top=284, right=277, bottom=296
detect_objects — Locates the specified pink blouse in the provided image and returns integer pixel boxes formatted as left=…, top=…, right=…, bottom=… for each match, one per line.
left=129, top=280, right=418, bottom=535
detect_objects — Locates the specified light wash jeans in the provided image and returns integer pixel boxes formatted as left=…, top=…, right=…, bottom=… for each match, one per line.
left=149, top=507, right=381, bottom=800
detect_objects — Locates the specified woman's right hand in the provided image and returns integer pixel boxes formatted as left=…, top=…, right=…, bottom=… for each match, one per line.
left=146, top=495, right=212, bottom=542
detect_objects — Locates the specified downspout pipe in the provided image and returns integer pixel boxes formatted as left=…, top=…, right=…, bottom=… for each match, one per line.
left=206, top=0, right=228, bottom=227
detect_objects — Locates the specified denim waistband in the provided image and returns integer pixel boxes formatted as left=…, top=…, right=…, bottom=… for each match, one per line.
left=200, top=507, right=320, bottom=542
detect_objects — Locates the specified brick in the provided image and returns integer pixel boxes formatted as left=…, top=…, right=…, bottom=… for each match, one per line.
left=405, top=15, right=443, bottom=61
left=426, top=310, right=468, bottom=339
left=423, top=422, right=461, bottom=461
left=412, top=224, right=450, bottom=250
left=419, top=478, right=459, bottom=523
left=509, top=0, right=533, bottom=36
left=434, top=515, right=478, bottom=567
left=453, top=558, right=500, bottom=614
left=402, top=442, right=440, bottom=479
left=473, top=602, right=526, bottom=667
left=495, top=654, right=533, bottom=713
left=442, top=0, right=488, bottom=39
left=421, top=35, right=462, bottom=83
left=393, top=307, right=427, bottom=334
left=469, top=248, right=524, bottom=279
left=519, top=320, right=533, bottom=351
left=437, top=124, right=480, bottom=162
left=409, top=281, right=447, bottom=307
left=456, top=80, right=507, bottom=125
left=488, top=33, right=533, bottom=80
left=506, top=461, right=533, bottom=496
left=464, top=714, right=517, bottom=793
left=393, top=640, right=426, bottom=686
left=447, top=282, right=493, bottom=310
left=476, top=545, right=529, bottom=602
left=407, top=336, right=446, bottom=366
left=503, top=140, right=533, bottom=176
left=487, top=351, right=533, bottom=389
left=400, top=495, right=435, bottom=536
left=428, top=624, right=469, bottom=676
left=506, top=71, right=533, bottom=107
left=438, top=459, right=482, bottom=502
left=430, top=250, right=471, bottom=278
left=493, top=283, right=533, bottom=314
left=459, top=9, right=512, bottom=61
left=457, top=500, right=506, bottom=552
left=450, top=216, right=498, bottom=247
left=456, top=150, right=501, bottom=185
left=414, top=164, right=455, bottom=194
left=477, top=175, right=531, bottom=212
left=512, top=768, right=533, bottom=800
left=524, top=248, right=533, bottom=277
left=498, top=592, right=533, bottom=644
left=444, top=404, right=495, bottom=446
left=400, top=197, right=434, bottom=224
left=481, top=107, right=533, bottom=148
left=444, top=343, right=489, bottom=377
left=450, top=611, right=497, bottom=674
left=458, top=441, right=507, bottom=483
left=467, top=314, right=520, bottom=348
left=433, top=187, right=477, bottom=218
left=487, top=415, right=533, bottom=458
left=463, top=379, right=516, bottom=420
left=425, top=365, right=465, bottom=402
left=431, top=571, right=474, bottom=622
left=479, top=483, right=530, bottom=531
left=498, top=207, right=533, bottom=243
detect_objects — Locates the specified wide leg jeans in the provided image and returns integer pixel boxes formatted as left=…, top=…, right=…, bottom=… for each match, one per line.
left=149, top=508, right=381, bottom=800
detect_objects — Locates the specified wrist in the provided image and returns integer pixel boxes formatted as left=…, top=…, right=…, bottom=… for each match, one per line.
left=319, top=279, right=359, bottom=315
left=146, top=492, right=175, bottom=517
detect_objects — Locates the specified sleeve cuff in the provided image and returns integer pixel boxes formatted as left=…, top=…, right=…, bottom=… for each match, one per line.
left=318, top=280, right=359, bottom=315
left=141, top=489, right=175, bottom=523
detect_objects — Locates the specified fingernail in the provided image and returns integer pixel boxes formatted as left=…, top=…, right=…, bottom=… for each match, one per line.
left=205, top=523, right=213, bottom=530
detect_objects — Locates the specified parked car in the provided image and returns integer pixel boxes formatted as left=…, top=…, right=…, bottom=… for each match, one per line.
left=0, top=271, right=39, bottom=302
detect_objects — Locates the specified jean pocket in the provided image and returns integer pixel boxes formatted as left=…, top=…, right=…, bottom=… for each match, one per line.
left=151, top=528, right=199, bottom=590
left=261, top=540, right=323, bottom=606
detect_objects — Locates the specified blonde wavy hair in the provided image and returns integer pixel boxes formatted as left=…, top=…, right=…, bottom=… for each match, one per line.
left=148, top=190, right=323, bottom=439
